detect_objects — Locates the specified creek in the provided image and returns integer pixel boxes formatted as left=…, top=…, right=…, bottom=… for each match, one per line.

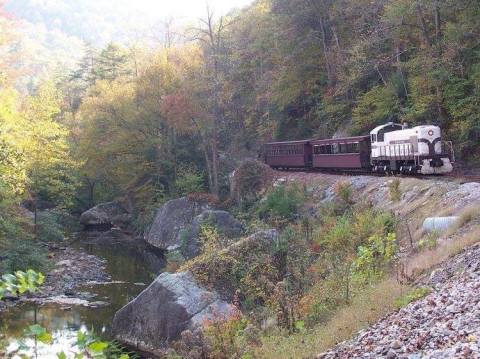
left=0, top=231, right=165, bottom=358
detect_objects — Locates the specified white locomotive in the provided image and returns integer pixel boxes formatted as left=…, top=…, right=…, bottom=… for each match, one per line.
left=370, top=123, right=454, bottom=174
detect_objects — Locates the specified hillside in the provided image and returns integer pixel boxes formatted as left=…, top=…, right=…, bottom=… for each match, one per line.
left=1, top=0, right=480, bottom=357
left=248, top=171, right=480, bottom=358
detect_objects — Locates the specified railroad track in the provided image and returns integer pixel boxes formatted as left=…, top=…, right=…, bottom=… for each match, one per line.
left=273, top=168, right=480, bottom=183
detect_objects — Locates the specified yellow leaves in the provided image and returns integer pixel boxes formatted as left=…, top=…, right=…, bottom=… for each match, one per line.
left=0, top=81, right=77, bottom=204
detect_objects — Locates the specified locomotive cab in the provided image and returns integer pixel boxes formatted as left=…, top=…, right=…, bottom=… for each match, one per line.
left=370, top=122, right=454, bottom=174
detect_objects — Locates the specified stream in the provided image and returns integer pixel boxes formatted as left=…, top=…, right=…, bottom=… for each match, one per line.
left=0, top=231, right=166, bottom=358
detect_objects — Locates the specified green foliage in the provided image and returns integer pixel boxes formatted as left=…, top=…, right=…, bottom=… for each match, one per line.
left=199, top=223, right=222, bottom=253
left=23, top=324, right=53, bottom=345
left=174, top=165, right=205, bottom=196
left=202, top=313, right=249, bottom=359
left=388, top=179, right=402, bottom=202
left=17, top=326, right=137, bottom=359
left=352, top=85, right=401, bottom=134
left=0, top=211, right=49, bottom=274
left=333, top=181, right=353, bottom=206
left=0, top=269, right=44, bottom=300
left=303, top=208, right=397, bottom=323
left=418, top=231, right=439, bottom=251
left=352, top=232, right=397, bottom=284
left=257, top=184, right=306, bottom=222
left=394, top=287, right=431, bottom=309
left=36, top=211, right=65, bottom=242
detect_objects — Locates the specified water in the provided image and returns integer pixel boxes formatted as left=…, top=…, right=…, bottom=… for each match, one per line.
left=0, top=231, right=166, bottom=358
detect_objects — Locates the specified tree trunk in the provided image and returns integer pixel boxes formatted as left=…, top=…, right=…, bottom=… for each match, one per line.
left=319, top=15, right=334, bottom=86
left=210, top=137, right=220, bottom=196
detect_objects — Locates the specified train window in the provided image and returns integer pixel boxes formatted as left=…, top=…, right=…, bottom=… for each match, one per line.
left=325, top=145, right=332, bottom=154
left=371, top=134, right=377, bottom=142
left=377, top=132, right=384, bottom=142
left=346, top=142, right=360, bottom=153
left=332, top=143, right=339, bottom=154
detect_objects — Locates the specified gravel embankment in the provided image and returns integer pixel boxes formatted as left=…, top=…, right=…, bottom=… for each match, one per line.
left=318, top=243, right=480, bottom=359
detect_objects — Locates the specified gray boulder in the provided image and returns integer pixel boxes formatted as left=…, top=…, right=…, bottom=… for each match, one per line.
left=80, top=201, right=129, bottom=231
left=182, top=210, right=244, bottom=258
left=146, top=197, right=210, bottom=251
left=112, top=271, right=236, bottom=354
left=146, top=198, right=244, bottom=258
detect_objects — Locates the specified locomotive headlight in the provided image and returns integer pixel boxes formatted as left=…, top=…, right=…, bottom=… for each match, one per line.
left=428, top=129, right=434, bottom=136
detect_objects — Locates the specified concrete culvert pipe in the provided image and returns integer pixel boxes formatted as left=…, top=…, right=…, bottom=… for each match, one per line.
left=422, top=217, right=459, bottom=233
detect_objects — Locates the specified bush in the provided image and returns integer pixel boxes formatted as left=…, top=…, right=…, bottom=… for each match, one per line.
left=0, top=210, right=49, bottom=274
left=418, top=230, right=439, bottom=251
left=257, top=184, right=306, bottom=222
left=388, top=178, right=402, bottom=202
left=175, top=165, right=205, bottom=196
left=36, top=211, right=65, bottom=242
left=306, top=208, right=397, bottom=319
left=333, top=181, right=353, bottom=205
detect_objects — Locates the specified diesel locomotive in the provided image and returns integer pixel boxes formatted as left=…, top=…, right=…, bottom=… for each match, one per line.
left=263, top=122, right=454, bottom=175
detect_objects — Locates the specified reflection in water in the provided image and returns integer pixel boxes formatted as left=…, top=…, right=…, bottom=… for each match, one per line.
left=0, top=232, right=165, bottom=358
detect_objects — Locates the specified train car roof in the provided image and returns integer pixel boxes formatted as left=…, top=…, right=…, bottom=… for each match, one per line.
left=265, top=139, right=313, bottom=145
left=370, top=122, right=403, bottom=135
left=310, top=135, right=370, bottom=144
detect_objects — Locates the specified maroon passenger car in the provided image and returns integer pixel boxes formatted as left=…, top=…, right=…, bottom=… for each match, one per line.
left=311, top=136, right=371, bottom=170
left=264, top=140, right=312, bottom=169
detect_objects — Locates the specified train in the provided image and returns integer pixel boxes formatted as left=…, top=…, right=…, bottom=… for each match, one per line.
left=263, top=122, right=454, bottom=175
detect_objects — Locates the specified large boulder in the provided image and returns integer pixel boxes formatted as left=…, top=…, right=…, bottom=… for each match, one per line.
left=80, top=201, right=130, bottom=231
left=182, top=210, right=244, bottom=259
left=146, top=198, right=244, bottom=258
left=146, top=197, right=210, bottom=251
left=112, top=271, right=236, bottom=355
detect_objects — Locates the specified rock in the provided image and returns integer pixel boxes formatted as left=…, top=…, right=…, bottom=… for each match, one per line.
left=112, top=271, right=236, bottom=354
left=56, top=259, right=73, bottom=267
left=391, top=339, right=401, bottom=349
left=182, top=210, right=245, bottom=258
left=146, top=197, right=210, bottom=251
left=386, top=349, right=397, bottom=359
left=146, top=198, right=244, bottom=259
left=80, top=201, right=130, bottom=231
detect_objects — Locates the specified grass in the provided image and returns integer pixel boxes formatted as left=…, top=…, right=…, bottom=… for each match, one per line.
left=445, top=205, right=480, bottom=237
left=253, top=278, right=409, bottom=359
left=405, top=224, right=480, bottom=279
left=394, top=287, right=431, bottom=309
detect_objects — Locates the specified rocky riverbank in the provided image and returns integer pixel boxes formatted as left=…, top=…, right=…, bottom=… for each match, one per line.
left=1, top=243, right=110, bottom=311
left=318, top=242, right=480, bottom=359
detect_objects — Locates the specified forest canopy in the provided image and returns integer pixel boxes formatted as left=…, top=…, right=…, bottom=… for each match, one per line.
left=1, top=0, right=480, bottom=219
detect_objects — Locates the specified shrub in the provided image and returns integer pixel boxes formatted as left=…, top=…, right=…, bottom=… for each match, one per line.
left=175, top=165, right=205, bottom=196
left=388, top=178, right=402, bottom=202
left=352, top=232, right=397, bottom=284
left=257, top=184, right=306, bottom=222
left=333, top=181, right=353, bottom=205
left=202, top=311, right=249, bottom=359
left=165, top=250, right=186, bottom=273
left=418, top=230, right=439, bottom=251
left=36, top=211, right=65, bottom=242
left=0, top=211, right=49, bottom=274
left=307, top=209, right=397, bottom=318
